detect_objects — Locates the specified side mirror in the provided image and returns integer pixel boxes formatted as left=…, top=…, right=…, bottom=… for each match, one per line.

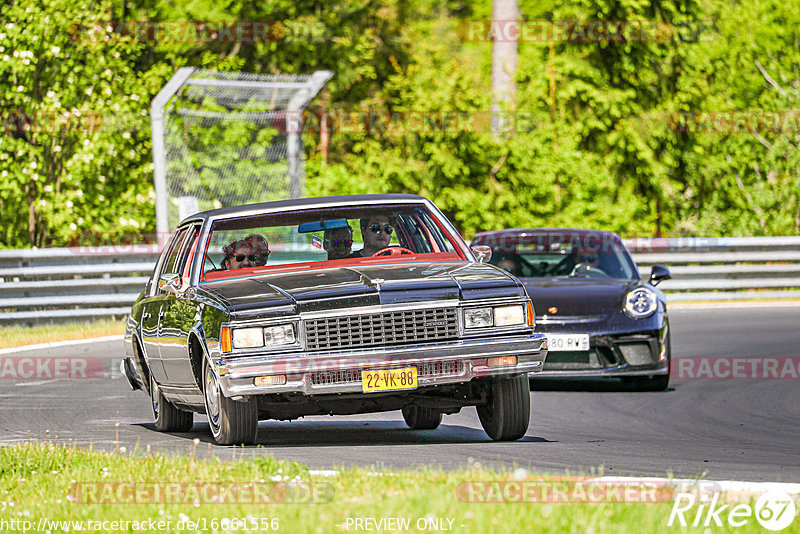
left=471, top=245, right=493, bottom=263
left=648, top=264, right=671, bottom=286
left=158, top=272, right=182, bottom=294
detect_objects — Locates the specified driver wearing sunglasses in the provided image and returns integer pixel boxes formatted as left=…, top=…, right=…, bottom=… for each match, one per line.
left=350, top=215, right=394, bottom=257
left=575, top=251, right=600, bottom=267
left=323, top=226, right=353, bottom=260
left=221, top=234, right=270, bottom=270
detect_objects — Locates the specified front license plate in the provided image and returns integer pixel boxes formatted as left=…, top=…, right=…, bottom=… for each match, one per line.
left=362, top=367, right=418, bottom=393
left=547, top=334, right=590, bottom=352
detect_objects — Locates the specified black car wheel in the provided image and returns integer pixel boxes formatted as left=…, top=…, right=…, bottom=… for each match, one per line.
left=477, top=374, right=531, bottom=441
left=401, top=405, right=443, bottom=430
left=150, top=374, right=193, bottom=432
left=202, top=358, right=258, bottom=445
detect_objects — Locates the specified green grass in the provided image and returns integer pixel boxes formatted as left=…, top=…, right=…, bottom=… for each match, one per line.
left=1, top=443, right=794, bottom=533
left=0, top=318, right=125, bottom=350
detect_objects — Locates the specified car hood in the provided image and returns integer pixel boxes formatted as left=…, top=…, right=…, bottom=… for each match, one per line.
left=200, top=262, right=523, bottom=319
left=520, top=277, right=638, bottom=317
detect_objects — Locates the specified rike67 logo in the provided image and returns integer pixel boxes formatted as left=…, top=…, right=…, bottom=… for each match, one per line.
left=668, top=490, right=797, bottom=531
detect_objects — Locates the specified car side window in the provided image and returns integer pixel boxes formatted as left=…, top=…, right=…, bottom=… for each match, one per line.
left=170, top=225, right=200, bottom=278
left=150, top=227, right=190, bottom=296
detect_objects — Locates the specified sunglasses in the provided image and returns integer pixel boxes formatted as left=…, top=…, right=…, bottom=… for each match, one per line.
left=369, top=224, right=393, bottom=235
left=577, top=255, right=597, bottom=263
left=235, top=253, right=269, bottom=265
left=327, top=239, right=353, bottom=247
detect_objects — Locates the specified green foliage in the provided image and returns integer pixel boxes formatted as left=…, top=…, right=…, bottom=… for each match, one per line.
left=1, top=0, right=798, bottom=247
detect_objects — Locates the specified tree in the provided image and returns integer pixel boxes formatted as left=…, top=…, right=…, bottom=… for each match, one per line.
left=0, top=0, right=163, bottom=247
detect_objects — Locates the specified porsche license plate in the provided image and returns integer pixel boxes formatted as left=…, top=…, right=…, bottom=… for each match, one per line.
left=547, top=334, right=590, bottom=352
left=362, top=367, right=418, bottom=393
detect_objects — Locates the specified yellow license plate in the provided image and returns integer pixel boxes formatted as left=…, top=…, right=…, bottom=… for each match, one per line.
left=361, top=367, right=418, bottom=393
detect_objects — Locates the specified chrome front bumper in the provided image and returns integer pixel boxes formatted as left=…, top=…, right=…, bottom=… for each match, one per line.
left=214, top=333, right=547, bottom=397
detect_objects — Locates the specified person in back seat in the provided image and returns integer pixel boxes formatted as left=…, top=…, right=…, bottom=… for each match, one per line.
left=221, top=234, right=270, bottom=270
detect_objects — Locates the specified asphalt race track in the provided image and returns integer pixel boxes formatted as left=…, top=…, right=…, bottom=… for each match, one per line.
left=2, top=304, right=799, bottom=482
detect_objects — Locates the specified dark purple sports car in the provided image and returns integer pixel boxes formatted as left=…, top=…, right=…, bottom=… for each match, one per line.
left=471, top=228, right=671, bottom=391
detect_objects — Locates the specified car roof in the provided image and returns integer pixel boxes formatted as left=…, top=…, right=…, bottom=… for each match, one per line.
left=471, top=228, right=627, bottom=252
left=179, top=194, right=428, bottom=225
left=473, top=228, right=623, bottom=240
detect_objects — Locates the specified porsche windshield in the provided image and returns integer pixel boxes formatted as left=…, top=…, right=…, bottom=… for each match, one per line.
left=201, top=203, right=464, bottom=280
left=487, top=238, right=638, bottom=280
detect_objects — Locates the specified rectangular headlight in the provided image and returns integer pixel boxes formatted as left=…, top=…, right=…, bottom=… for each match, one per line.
left=264, top=324, right=296, bottom=346
left=494, top=305, right=525, bottom=326
left=232, top=327, right=265, bottom=349
left=465, top=307, right=493, bottom=328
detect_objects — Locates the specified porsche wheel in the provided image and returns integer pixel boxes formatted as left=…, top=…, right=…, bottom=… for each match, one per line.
left=203, top=358, right=258, bottom=445
left=150, top=374, right=193, bottom=432
left=477, top=374, right=531, bottom=441
left=401, top=405, right=442, bottom=430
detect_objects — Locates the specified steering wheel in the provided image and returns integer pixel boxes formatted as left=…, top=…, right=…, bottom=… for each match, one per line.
left=547, top=255, right=573, bottom=276
left=569, top=263, right=610, bottom=278
left=372, top=247, right=415, bottom=257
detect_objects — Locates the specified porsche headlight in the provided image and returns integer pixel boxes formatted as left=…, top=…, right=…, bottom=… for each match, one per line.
left=624, top=288, right=658, bottom=318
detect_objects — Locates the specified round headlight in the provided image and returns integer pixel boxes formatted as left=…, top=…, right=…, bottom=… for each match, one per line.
left=624, top=287, right=658, bottom=318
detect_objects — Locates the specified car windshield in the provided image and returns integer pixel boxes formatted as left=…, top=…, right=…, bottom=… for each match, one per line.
left=201, top=203, right=464, bottom=281
left=484, top=234, right=638, bottom=280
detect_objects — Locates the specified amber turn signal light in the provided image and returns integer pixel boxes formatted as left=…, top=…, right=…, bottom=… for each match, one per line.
left=254, top=375, right=287, bottom=386
left=220, top=327, right=232, bottom=353
left=527, top=301, right=534, bottom=326
left=487, top=355, right=517, bottom=367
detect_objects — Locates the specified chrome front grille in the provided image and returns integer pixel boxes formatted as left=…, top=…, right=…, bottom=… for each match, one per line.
left=308, top=360, right=464, bottom=387
left=309, top=369, right=361, bottom=386
left=418, top=360, right=463, bottom=378
left=304, top=307, right=459, bottom=351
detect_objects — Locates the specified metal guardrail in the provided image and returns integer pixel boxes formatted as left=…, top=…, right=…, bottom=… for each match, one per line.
left=0, top=236, right=798, bottom=323
left=0, top=247, right=158, bottom=323
left=626, top=236, right=800, bottom=301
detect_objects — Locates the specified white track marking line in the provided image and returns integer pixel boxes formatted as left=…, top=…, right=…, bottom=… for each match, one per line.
left=670, top=301, right=800, bottom=310
left=308, top=469, right=340, bottom=477
left=13, top=380, right=54, bottom=387
left=0, top=335, right=122, bottom=355
left=583, top=476, right=800, bottom=494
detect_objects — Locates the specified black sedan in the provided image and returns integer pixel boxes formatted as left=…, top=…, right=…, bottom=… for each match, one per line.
left=471, top=228, right=671, bottom=391
left=121, top=195, right=547, bottom=444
